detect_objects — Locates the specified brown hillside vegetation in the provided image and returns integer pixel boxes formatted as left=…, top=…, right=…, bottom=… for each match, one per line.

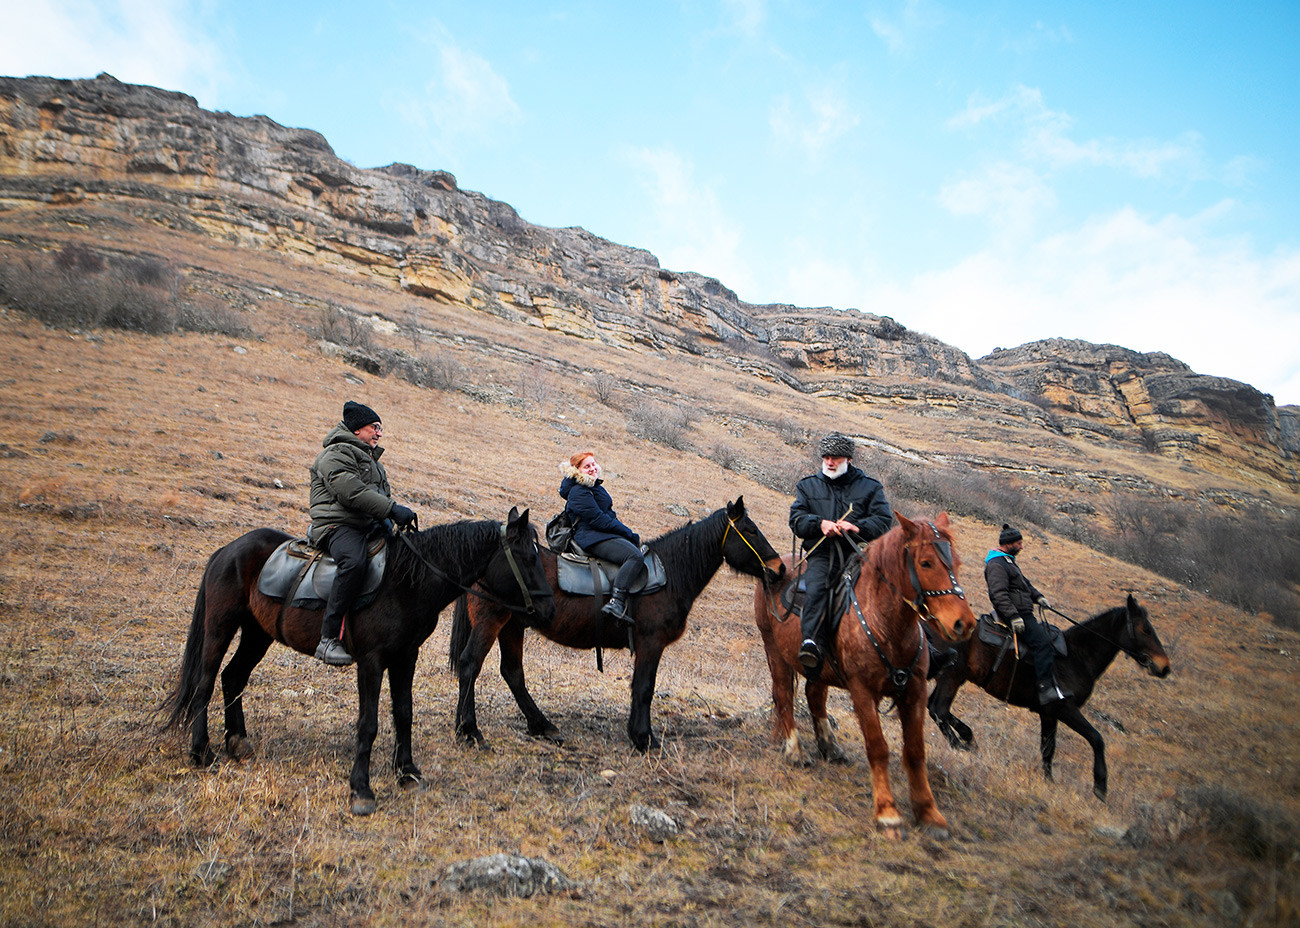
left=1, top=220, right=1298, bottom=926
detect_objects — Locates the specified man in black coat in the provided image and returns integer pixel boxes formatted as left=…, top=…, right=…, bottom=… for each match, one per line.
left=789, top=433, right=893, bottom=675
left=985, top=523, right=1067, bottom=705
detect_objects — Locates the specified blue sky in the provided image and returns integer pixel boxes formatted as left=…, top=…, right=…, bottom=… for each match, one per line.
left=6, top=1, right=1299, bottom=404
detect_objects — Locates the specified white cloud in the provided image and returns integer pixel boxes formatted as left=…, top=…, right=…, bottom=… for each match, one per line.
left=769, top=85, right=861, bottom=162
left=0, top=0, right=225, bottom=103
left=866, top=204, right=1300, bottom=404
left=938, top=160, right=1057, bottom=237
left=623, top=146, right=754, bottom=296
left=720, top=0, right=766, bottom=37
left=868, top=0, right=945, bottom=54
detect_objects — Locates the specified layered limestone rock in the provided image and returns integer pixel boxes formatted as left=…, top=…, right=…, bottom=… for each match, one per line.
left=1, top=73, right=1295, bottom=487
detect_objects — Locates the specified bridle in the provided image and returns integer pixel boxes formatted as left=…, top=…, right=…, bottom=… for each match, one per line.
left=396, top=523, right=551, bottom=617
left=1039, top=602, right=1156, bottom=670
left=722, top=514, right=773, bottom=581
left=899, top=521, right=966, bottom=619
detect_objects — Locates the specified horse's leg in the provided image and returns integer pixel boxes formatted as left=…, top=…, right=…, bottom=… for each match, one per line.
left=1055, top=703, right=1108, bottom=801
left=387, top=650, right=424, bottom=791
left=189, top=599, right=245, bottom=767
left=452, top=602, right=507, bottom=748
left=845, top=677, right=903, bottom=838
left=349, top=655, right=385, bottom=816
left=219, top=622, right=272, bottom=761
left=497, top=621, right=563, bottom=744
left=757, top=609, right=801, bottom=762
left=807, top=679, right=848, bottom=764
left=927, top=666, right=975, bottom=750
left=900, top=679, right=948, bottom=836
left=1039, top=709, right=1059, bottom=783
left=627, top=641, right=666, bottom=752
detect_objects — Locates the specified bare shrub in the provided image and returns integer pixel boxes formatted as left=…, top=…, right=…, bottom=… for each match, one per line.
left=316, top=304, right=346, bottom=341
left=176, top=294, right=253, bottom=337
left=591, top=371, right=618, bottom=405
left=627, top=401, right=691, bottom=449
left=755, top=456, right=810, bottom=494
left=709, top=442, right=739, bottom=470
left=518, top=362, right=553, bottom=417
left=392, top=351, right=468, bottom=392
left=775, top=416, right=810, bottom=448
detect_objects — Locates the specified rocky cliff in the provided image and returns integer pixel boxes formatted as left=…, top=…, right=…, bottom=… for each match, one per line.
left=1, top=73, right=1295, bottom=485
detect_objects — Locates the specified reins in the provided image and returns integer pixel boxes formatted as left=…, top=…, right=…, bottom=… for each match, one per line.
left=1038, top=602, right=1153, bottom=669
left=395, top=523, right=544, bottom=617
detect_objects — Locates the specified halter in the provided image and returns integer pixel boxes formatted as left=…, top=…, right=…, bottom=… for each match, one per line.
left=1039, top=603, right=1155, bottom=670
left=396, top=523, right=547, bottom=617
left=722, top=515, right=770, bottom=576
left=900, top=521, right=966, bottom=618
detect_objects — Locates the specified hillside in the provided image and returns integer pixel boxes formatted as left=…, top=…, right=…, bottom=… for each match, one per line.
left=0, top=73, right=1297, bottom=927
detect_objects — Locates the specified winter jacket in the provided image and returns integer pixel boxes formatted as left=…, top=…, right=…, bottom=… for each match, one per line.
left=308, top=422, right=396, bottom=544
left=789, top=465, right=893, bottom=558
left=558, top=462, right=640, bottom=551
left=984, top=550, right=1044, bottom=622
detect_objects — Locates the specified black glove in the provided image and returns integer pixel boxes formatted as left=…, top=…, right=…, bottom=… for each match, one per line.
left=390, top=503, right=417, bottom=527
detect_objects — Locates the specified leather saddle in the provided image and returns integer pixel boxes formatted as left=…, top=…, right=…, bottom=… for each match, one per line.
left=554, top=549, right=667, bottom=597
left=257, top=535, right=387, bottom=609
left=976, top=613, right=1067, bottom=655
left=778, top=559, right=862, bottom=627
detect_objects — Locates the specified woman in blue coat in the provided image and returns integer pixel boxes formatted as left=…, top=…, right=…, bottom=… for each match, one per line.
left=559, top=449, right=645, bottom=625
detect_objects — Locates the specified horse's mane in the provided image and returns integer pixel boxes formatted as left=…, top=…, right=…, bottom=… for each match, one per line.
left=386, top=519, right=501, bottom=594
left=646, top=507, right=729, bottom=591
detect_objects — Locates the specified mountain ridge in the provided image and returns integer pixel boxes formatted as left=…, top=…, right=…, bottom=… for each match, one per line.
left=0, top=71, right=1295, bottom=488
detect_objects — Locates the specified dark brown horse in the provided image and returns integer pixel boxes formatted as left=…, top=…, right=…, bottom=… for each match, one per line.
left=448, top=498, right=782, bottom=751
left=755, top=511, right=975, bottom=838
left=161, top=508, right=553, bottom=815
left=927, top=594, right=1171, bottom=800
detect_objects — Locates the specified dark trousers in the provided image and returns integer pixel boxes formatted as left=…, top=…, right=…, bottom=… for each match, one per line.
left=800, top=553, right=837, bottom=644
left=1018, top=612, right=1057, bottom=687
left=320, top=525, right=369, bottom=641
left=588, top=537, right=646, bottom=593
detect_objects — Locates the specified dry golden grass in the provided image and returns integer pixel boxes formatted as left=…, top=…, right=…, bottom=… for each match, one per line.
left=1, top=221, right=1298, bottom=927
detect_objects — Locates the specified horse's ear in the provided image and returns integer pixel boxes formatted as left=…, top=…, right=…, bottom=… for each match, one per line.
left=507, top=505, right=521, bottom=524
left=1126, top=592, right=1139, bottom=612
left=935, top=511, right=951, bottom=530
left=894, top=510, right=916, bottom=534
left=728, top=496, right=745, bottom=516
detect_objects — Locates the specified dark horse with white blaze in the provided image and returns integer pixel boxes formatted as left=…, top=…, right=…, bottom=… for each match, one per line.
left=449, top=498, right=782, bottom=751
left=755, top=512, right=975, bottom=838
left=926, top=594, right=1171, bottom=800
left=162, top=508, right=553, bottom=815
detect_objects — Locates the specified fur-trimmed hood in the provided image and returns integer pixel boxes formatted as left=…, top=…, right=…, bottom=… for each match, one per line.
left=559, top=459, right=601, bottom=488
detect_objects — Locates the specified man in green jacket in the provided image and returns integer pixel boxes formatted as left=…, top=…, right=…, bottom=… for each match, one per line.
left=308, top=401, right=417, bottom=666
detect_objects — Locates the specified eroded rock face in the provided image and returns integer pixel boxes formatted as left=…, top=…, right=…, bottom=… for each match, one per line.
left=1, top=74, right=1294, bottom=486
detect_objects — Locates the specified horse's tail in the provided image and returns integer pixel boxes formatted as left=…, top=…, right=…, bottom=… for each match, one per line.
left=448, top=594, right=471, bottom=674
left=158, top=563, right=212, bottom=731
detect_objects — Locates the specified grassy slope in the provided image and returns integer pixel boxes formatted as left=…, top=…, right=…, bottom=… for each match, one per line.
left=0, top=223, right=1297, bottom=927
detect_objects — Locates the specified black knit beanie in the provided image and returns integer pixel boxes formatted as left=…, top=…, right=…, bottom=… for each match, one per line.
left=999, top=523, right=1023, bottom=546
left=343, top=400, right=381, bottom=432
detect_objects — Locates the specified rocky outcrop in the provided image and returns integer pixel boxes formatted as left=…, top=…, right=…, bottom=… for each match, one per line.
left=0, top=73, right=1295, bottom=486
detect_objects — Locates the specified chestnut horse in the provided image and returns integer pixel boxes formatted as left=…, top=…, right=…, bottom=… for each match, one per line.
left=161, top=508, right=553, bottom=815
left=449, top=498, right=782, bottom=751
left=926, top=594, right=1171, bottom=800
left=754, top=511, right=975, bottom=838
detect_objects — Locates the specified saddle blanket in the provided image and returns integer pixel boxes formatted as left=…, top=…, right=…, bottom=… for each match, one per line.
left=555, top=550, right=667, bottom=597
left=976, top=613, right=1067, bottom=656
left=257, top=535, right=387, bottom=609
left=777, top=560, right=861, bottom=625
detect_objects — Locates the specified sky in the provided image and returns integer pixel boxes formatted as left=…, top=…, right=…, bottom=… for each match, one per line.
left=5, top=1, right=1299, bottom=404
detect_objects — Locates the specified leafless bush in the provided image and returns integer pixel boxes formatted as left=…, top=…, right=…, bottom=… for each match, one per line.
left=775, top=416, right=811, bottom=448
left=708, top=442, right=739, bottom=470
left=175, top=294, right=253, bottom=338
left=627, top=401, right=691, bottom=449
left=591, top=371, right=618, bottom=405
left=755, top=456, right=811, bottom=495
left=518, top=362, right=554, bottom=417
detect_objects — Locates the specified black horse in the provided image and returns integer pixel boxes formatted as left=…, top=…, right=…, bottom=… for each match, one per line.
left=927, top=594, right=1171, bottom=800
left=449, top=498, right=782, bottom=751
left=161, top=508, right=553, bottom=815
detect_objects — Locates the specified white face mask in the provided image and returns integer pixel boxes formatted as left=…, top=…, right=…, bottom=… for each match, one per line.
left=822, top=459, right=849, bottom=479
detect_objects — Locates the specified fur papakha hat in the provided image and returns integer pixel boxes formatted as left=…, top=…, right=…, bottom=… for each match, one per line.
left=819, top=432, right=854, bottom=459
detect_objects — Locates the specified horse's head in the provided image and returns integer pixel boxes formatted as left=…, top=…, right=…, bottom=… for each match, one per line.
left=723, top=496, right=785, bottom=585
left=483, top=507, right=556, bottom=625
left=1121, top=593, right=1171, bottom=678
left=894, top=511, right=975, bottom=643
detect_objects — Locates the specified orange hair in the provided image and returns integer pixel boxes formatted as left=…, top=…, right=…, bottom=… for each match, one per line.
left=569, top=450, right=596, bottom=469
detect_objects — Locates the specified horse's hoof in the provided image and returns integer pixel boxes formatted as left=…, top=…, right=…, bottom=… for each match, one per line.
left=918, top=822, right=951, bottom=841
left=191, top=746, right=216, bottom=767
left=350, top=793, right=377, bottom=816
left=398, top=774, right=426, bottom=793
left=819, top=743, right=850, bottom=765
left=877, top=823, right=904, bottom=841
left=225, top=735, right=254, bottom=761
left=1093, top=785, right=1108, bottom=802
left=530, top=725, right=564, bottom=745
left=456, top=729, right=488, bottom=749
